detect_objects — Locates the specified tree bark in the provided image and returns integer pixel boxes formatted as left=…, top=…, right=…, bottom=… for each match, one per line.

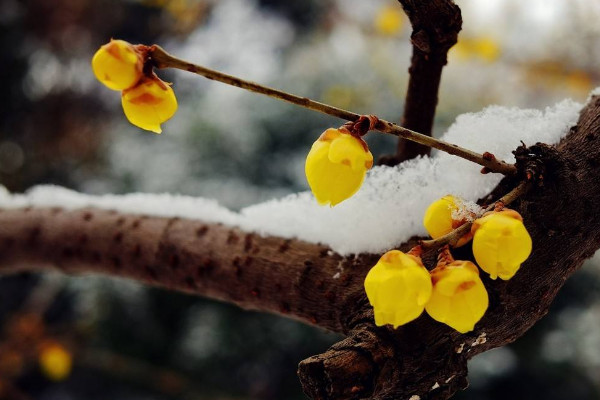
left=380, top=0, right=462, bottom=165
left=1, top=95, right=600, bottom=399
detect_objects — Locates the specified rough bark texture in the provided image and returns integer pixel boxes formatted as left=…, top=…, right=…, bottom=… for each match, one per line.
left=381, top=0, right=462, bottom=165
left=0, top=96, right=599, bottom=399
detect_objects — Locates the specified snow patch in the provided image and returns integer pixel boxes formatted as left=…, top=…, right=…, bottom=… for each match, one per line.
left=0, top=100, right=581, bottom=255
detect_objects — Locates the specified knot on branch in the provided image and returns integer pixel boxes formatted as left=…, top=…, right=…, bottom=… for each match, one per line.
left=342, top=115, right=379, bottom=137
left=398, top=0, right=462, bottom=53
left=298, top=323, right=469, bottom=400
left=513, top=142, right=565, bottom=185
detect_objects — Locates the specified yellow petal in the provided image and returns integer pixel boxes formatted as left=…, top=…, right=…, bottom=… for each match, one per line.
left=121, top=78, right=178, bottom=133
left=305, top=129, right=373, bottom=206
left=328, top=133, right=373, bottom=172
left=472, top=211, right=532, bottom=280
left=364, top=250, right=432, bottom=328
left=426, top=261, right=488, bottom=333
left=92, top=39, right=143, bottom=91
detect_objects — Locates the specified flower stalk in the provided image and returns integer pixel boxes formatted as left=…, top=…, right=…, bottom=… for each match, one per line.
left=148, top=45, right=517, bottom=176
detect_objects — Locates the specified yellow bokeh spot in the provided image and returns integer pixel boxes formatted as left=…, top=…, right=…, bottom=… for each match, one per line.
left=375, top=5, right=405, bottom=36
left=305, top=128, right=373, bottom=207
left=471, top=210, right=532, bottom=280
left=473, top=37, right=501, bottom=62
left=364, top=250, right=432, bottom=328
left=121, top=78, right=178, bottom=133
left=425, top=261, right=489, bottom=333
left=39, top=342, right=72, bottom=381
left=92, top=39, right=143, bottom=91
left=452, top=36, right=501, bottom=63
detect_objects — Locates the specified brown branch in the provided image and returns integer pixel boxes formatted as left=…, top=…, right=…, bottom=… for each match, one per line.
left=148, top=46, right=516, bottom=176
left=391, top=0, right=462, bottom=164
left=1, top=97, right=599, bottom=399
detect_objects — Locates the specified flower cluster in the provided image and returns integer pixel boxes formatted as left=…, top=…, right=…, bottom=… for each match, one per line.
left=92, top=39, right=178, bottom=133
left=364, top=195, right=532, bottom=333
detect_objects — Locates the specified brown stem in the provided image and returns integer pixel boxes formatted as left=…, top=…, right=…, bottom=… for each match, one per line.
left=421, top=181, right=531, bottom=249
left=392, top=0, right=462, bottom=164
left=148, top=45, right=515, bottom=176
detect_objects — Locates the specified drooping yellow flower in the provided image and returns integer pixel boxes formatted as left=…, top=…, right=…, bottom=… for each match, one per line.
left=305, top=128, right=373, bottom=206
left=364, top=250, right=432, bottom=328
left=38, top=342, right=73, bottom=381
left=92, top=39, right=143, bottom=91
left=374, top=5, right=405, bottom=36
left=423, top=195, right=473, bottom=246
left=471, top=210, right=532, bottom=280
left=121, top=77, right=178, bottom=133
left=425, top=261, right=489, bottom=333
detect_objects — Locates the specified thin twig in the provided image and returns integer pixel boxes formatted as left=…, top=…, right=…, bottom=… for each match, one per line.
left=148, top=45, right=517, bottom=176
left=421, top=181, right=531, bottom=249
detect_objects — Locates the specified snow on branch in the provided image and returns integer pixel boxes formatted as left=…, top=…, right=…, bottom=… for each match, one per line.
left=0, top=100, right=580, bottom=256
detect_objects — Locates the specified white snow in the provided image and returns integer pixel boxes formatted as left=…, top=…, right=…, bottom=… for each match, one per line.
left=0, top=99, right=582, bottom=255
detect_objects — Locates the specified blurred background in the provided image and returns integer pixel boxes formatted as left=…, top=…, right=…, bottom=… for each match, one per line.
left=1, top=0, right=600, bottom=398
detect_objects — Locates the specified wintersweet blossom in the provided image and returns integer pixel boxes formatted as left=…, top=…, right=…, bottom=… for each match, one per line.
left=92, top=39, right=143, bottom=91
left=364, top=250, right=432, bottom=328
left=471, top=209, right=532, bottom=280
left=305, top=128, right=373, bottom=206
left=425, top=261, right=489, bottom=333
left=121, top=77, right=178, bottom=134
left=423, top=195, right=472, bottom=246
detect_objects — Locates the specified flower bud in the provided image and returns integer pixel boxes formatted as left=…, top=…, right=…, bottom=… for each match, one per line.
left=364, top=250, right=432, bottom=328
left=471, top=210, right=532, bottom=280
left=423, top=195, right=474, bottom=246
left=425, top=261, right=489, bottom=333
left=92, top=39, right=143, bottom=91
left=305, top=128, right=373, bottom=206
left=121, top=77, right=178, bottom=133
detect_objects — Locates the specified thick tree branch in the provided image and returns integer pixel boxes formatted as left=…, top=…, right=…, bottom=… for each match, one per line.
left=1, top=96, right=599, bottom=399
left=382, top=0, right=462, bottom=165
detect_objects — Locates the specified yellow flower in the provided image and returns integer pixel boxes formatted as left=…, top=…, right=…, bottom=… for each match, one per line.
left=471, top=210, right=532, bottom=280
left=38, top=342, right=72, bottom=381
left=425, top=261, right=489, bottom=333
left=92, top=39, right=143, bottom=91
left=121, top=78, right=178, bottom=133
left=423, top=195, right=473, bottom=246
left=364, top=250, right=432, bottom=328
left=305, top=128, right=373, bottom=206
